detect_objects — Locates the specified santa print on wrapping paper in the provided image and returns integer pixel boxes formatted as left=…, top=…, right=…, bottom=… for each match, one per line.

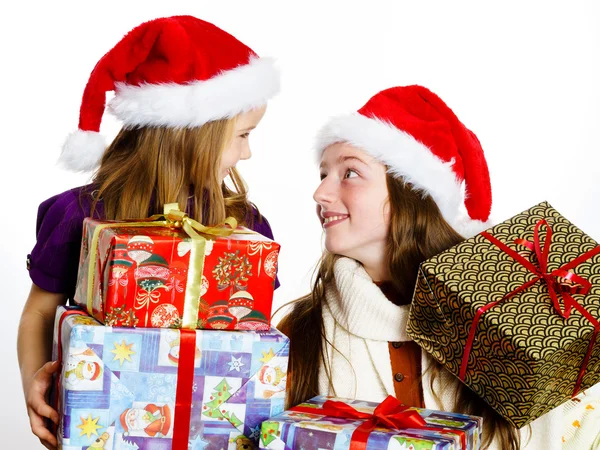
left=119, top=403, right=172, bottom=438
left=64, top=348, right=103, bottom=389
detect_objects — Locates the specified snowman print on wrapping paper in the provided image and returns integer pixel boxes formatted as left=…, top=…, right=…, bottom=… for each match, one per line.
left=255, top=353, right=287, bottom=400
left=64, top=348, right=104, bottom=390
left=158, top=329, right=202, bottom=367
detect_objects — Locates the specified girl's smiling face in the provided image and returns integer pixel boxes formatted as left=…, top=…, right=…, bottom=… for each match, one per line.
left=314, top=142, right=390, bottom=276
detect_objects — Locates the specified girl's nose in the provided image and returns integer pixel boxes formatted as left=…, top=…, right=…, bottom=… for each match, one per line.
left=313, top=176, right=336, bottom=205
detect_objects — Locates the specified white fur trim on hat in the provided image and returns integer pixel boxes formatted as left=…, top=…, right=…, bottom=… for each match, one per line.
left=59, top=130, right=107, bottom=172
left=452, top=216, right=496, bottom=238
left=108, top=57, right=279, bottom=128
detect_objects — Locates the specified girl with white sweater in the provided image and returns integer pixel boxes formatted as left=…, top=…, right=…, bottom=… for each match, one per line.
left=279, top=85, right=578, bottom=449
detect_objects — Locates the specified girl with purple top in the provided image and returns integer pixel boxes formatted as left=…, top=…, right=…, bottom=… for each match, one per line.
left=17, top=16, right=280, bottom=449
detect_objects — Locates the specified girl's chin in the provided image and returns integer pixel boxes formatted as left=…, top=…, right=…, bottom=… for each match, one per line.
left=324, top=242, right=350, bottom=259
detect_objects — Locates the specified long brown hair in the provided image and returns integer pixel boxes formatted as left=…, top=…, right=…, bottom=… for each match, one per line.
left=280, top=174, right=520, bottom=450
left=89, top=119, right=255, bottom=225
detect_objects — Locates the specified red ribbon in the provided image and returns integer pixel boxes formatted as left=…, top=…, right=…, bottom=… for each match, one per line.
left=172, top=329, right=196, bottom=449
left=291, top=396, right=466, bottom=450
left=459, top=220, right=600, bottom=396
left=55, top=308, right=196, bottom=448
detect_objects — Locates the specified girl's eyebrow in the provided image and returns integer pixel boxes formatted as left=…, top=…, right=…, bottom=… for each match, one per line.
left=238, top=125, right=256, bottom=132
left=320, top=155, right=369, bottom=169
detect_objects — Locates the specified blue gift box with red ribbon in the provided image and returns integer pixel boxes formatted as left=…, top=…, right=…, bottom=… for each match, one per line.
left=407, top=201, right=600, bottom=428
left=259, top=395, right=482, bottom=450
left=51, top=305, right=289, bottom=449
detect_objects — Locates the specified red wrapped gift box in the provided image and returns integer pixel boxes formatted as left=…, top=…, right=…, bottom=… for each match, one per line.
left=73, top=206, right=279, bottom=330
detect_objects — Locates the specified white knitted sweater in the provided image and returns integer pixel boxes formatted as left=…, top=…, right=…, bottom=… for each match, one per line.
left=317, top=257, right=564, bottom=450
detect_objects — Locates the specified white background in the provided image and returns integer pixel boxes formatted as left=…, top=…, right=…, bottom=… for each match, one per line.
left=1, top=0, right=599, bottom=446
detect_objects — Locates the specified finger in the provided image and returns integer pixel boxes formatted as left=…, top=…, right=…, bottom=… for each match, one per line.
left=30, top=365, right=58, bottom=396
left=29, top=411, right=58, bottom=447
left=43, top=360, right=60, bottom=374
left=37, top=361, right=60, bottom=383
left=32, top=399, right=60, bottom=425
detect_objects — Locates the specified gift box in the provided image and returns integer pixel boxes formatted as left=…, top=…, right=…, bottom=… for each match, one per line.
left=407, top=201, right=600, bottom=428
left=52, top=305, right=289, bottom=449
left=73, top=205, right=280, bottom=330
left=259, top=395, right=482, bottom=450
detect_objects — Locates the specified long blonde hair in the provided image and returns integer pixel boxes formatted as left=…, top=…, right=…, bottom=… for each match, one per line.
left=280, top=174, right=520, bottom=450
left=90, top=119, right=255, bottom=225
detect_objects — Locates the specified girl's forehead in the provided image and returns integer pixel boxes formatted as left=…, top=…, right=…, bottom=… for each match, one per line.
left=320, top=142, right=376, bottom=168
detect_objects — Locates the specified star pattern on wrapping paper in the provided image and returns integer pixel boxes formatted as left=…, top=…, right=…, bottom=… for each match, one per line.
left=111, top=339, right=135, bottom=366
left=249, top=424, right=261, bottom=440
left=227, top=355, right=245, bottom=372
left=188, top=434, right=209, bottom=450
left=76, top=414, right=102, bottom=438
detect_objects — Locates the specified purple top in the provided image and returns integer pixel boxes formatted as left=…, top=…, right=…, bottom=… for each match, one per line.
left=28, top=185, right=279, bottom=299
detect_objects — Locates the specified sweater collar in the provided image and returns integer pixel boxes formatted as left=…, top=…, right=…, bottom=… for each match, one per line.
left=325, top=257, right=412, bottom=342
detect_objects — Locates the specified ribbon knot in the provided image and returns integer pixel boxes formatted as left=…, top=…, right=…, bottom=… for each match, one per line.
left=510, top=220, right=593, bottom=319
left=290, top=396, right=466, bottom=450
left=163, top=203, right=238, bottom=238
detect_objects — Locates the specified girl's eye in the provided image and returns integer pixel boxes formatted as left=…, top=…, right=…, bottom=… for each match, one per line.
left=344, top=169, right=358, bottom=179
left=319, top=172, right=327, bottom=181
left=239, top=132, right=250, bottom=139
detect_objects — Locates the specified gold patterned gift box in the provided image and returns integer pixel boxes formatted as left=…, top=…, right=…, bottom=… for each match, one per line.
left=407, top=201, right=600, bottom=428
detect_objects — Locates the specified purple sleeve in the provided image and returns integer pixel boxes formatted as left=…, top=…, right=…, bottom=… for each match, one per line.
left=249, top=209, right=281, bottom=290
left=28, top=189, right=88, bottom=297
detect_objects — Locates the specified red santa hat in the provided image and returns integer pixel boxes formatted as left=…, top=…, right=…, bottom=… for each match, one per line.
left=316, top=85, right=493, bottom=237
left=61, top=15, right=279, bottom=172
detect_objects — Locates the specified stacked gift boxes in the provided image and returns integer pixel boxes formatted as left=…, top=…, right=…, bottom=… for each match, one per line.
left=407, top=201, right=600, bottom=428
left=51, top=210, right=288, bottom=449
left=259, top=396, right=483, bottom=450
